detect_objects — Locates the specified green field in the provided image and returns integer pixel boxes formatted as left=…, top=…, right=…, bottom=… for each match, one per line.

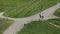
left=48, top=18, right=60, bottom=26
left=0, top=2, right=4, bottom=12
left=57, top=0, right=60, bottom=3
left=54, top=8, right=60, bottom=17
left=0, top=5, right=5, bottom=12
left=47, top=18, right=60, bottom=26
left=18, top=18, right=60, bottom=34
left=3, top=0, right=57, bottom=18
left=0, top=18, right=14, bottom=34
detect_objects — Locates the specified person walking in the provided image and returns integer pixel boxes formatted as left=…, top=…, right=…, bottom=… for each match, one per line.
left=39, top=13, right=42, bottom=18
left=39, top=13, right=44, bottom=20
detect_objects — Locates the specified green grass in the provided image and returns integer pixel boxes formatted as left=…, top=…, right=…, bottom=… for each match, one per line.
left=54, top=8, right=60, bottom=17
left=0, top=6, right=5, bottom=12
left=47, top=18, right=60, bottom=26
left=17, top=18, right=60, bottom=34
left=0, top=18, right=14, bottom=34
left=3, top=0, right=57, bottom=18
left=0, top=3, right=4, bottom=12
left=0, top=0, right=5, bottom=12
left=57, top=0, right=60, bottom=3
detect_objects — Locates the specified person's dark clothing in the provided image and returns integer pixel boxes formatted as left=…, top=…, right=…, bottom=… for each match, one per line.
left=39, top=14, right=44, bottom=19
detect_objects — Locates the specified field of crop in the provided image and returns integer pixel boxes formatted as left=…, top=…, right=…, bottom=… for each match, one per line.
left=0, top=18, right=14, bottom=34
left=54, top=8, right=60, bottom=17
left=2, top=0, right=57, bottom=18
left=17, top=18, right=60, bottom=34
